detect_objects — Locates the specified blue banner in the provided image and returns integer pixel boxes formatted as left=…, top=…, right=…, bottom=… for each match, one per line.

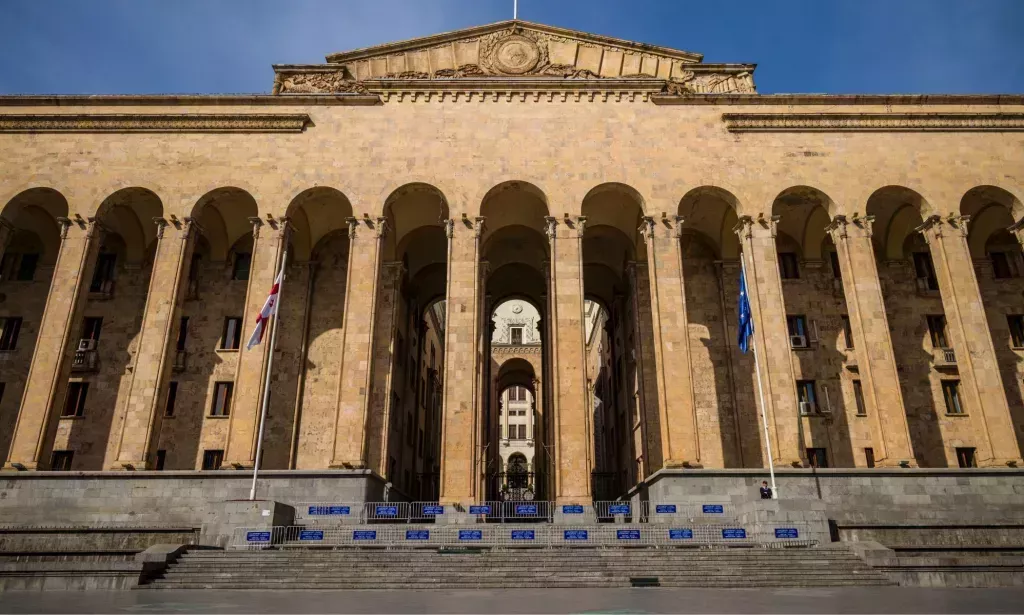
left=702, top=504, right=724, bottom=514
left=423, top=505, right=444, bottom=516
left=406, top=530, right=430, bottom=540
left=669, top=529, right=694, bottom=540
left=655, top=504, right=677, bottom=514
left=515, top=504, right=538, bottom=516
left=564, top=529, right=589, bottom=540
left=511, top=530, right=535, bottom=541
left=245, top=531, right=271, bottom=542
left=608, top=504, right=630, bottom=515
left=722, top=528, right=747, bottom=539
left=617, top=529, right=641, bottom=540
left=774, top=528, right=799, bottom=539
left=298, top=530, right=324, bottom=541
left=458, top=530, right=482, bottom=541
left=352, top=530, right=377, bottom=541
left=375, top=505, right=399, bottom=517
left=308, top=505, right=350, bottom=516
left=562, top=505, right=584, bottom=514
left=469, top=505, right=491, bottom=515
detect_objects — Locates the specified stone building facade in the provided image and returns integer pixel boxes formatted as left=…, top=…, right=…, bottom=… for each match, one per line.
left=1, top=20, right=1024, bottom=506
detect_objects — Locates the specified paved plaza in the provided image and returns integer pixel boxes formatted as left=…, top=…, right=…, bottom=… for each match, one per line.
left=3, top=588, right=1024, bottom=614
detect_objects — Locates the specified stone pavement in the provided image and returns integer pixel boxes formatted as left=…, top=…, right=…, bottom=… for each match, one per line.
left=3, top=588, right=1024, bottom=614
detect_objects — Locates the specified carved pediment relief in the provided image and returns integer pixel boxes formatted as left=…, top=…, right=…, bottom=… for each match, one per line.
left=272, top=20, right=756, bottom=97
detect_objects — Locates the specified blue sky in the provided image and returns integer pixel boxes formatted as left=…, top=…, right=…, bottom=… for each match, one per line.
left=1, top=0, right=1022, bottom=95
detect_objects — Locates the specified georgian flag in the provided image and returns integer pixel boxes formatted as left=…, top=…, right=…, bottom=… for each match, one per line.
left=246, top=270, right=283, bottom=350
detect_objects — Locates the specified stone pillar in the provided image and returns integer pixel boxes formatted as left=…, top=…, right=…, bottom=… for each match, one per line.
left=546, top=215, right=591, bottom=504
left=223, top=217, right=289, bottom=468
left=826, top=215, right=916, bottom=467
left=734, top=215, right=804, bottom=467
left=919, top=215, right=1022, bottom=466
left=364, top=261, right=404, bottom=475
left=330, top=216, right=387, bottom=468
left=626, top=263, right=659, bottom=475
left=438, top=217, right=484, bottom=503
left=4, top=216, right=102, bottom=470
left=640, top=214, right=700, bottom=467
left=109, top=217, right=198, bottom=469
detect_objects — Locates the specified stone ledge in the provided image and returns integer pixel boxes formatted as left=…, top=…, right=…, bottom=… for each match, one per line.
left=0, top=113, right=315, bottom=133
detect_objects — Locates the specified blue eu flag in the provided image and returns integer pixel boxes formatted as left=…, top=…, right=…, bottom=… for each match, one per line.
left=737, top=267, right=754, bottom=354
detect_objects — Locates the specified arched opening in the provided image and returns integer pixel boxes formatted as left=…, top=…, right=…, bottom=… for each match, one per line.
left=0, top=188, right=68, bottom=463
left=867, top=185, right=946, bottom=467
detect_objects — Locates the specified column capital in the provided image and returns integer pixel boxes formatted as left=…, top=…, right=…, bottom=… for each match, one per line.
left=543, top=215, right=557, bottom=240
left=575, top=215, right=587, bottom=237
left=639, top=215, right=655, bottom=242
left=346, top=215, right=387, bottom=239
left=473, top=215, right=486, bottom=237
left=443, top=218, right=455, bottom=238
left=732, top=213, right=779, bottom=239
left=1008, top=217, right=1024, bottom=246
left=152, top=217, right=169, bottom=239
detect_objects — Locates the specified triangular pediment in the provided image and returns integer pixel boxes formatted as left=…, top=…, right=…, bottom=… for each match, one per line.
left=322, top=21, right=702, bottom=79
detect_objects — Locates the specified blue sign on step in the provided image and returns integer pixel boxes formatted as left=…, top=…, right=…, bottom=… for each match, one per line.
left=375, top=505, right=399, bottom=517
left=669, top=529, right=694, bottom=540
left=511, top=530, right=535, bottom=541
left=702, top=504, right=724, bottom=514
left=774, top=528, right=799, bottom=539
left=469, top=505, right=491, bottom=515
left=353, top=530, right=377, bottom=541
left=608, top=504, right=630, bottom=515
left=617, top=529, right=641, bottom=540
left=562, top=505, right=584, bottom=514
left=722, top=528, right=747, bottom=539
left=515, top=504, right=538, bottom=516
left=423, top=505, right=444, bottom=516
left=655, top=504, right=677, bottom=514
left=299, top=530, right=324, bottom=541
left=245, top=531, right=271, bottom=542
left=459, top=530, right=482, bottom=541
left=564, top=529, right=589, bottom=540
left=406, top=530, right=430, bottom=540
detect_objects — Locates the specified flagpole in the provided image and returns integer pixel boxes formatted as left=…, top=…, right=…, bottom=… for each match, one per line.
left=741, top=256, right=778, bottom=500
left=249, top=248, right=288, bottom=501
left=513, top=0, right=518, bottom=19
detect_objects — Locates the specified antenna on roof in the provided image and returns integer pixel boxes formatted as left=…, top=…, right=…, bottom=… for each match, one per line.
left=514, top=0, right=518, bottom=19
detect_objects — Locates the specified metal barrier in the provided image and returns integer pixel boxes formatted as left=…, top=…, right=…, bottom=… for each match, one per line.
left=592, top=500, right=635, bottom=522
left=484, top=501, right=554, bottom=522
left=294, top=503, right=361, bottom=524
left=641, top=500, right=735, bottom=522
left=229, top=526, right=287, bottom=550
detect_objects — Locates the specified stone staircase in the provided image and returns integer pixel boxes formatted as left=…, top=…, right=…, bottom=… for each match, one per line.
left=140, top=547, right=894, bottom=589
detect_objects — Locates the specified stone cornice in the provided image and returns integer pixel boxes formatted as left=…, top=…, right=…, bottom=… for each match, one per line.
left=0, top=95, right=380, bottom=107
left=0, top=113, right=314, bottom=133
left=654, top=93, right=1024, bottom=106
left=722, top=112, right=1024, bottom=132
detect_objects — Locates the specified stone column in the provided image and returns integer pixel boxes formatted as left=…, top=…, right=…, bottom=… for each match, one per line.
left=546, top=215, right=591, bottom=504
left=733, top=215, right=804, bottom=467
left=223, top=217, right=289, bottom=468
left=626, top=263, right=659, bottom=474
left=109, top=217, right=198, bottom=469
left=330, top=216, right=387, bottom=468
left=438, top=216, right=484, bottom=504
left=919, top=215, right=1022, bottom=466
left=640, top=214, right=700, bottom=467
left=826, top=215, right=916, bottom=466
left=4, top=216, right=102, bottom=470
left=364, top=261, right=404, bottom=476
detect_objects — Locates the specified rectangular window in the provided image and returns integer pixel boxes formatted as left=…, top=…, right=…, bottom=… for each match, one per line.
left=806, top=447, right=829, bottom=468
left=221, top=317, right=242, bottom=350
left=841, top=315, right=853, bottom=349
left=778, top=252, right=800, bottom=280
left=0, top=317, right=22, bottom=351
left=942, top=380, right=964, bottom=415
left=211, top=382, right=233, bottom=417
left=231, top=252, right=251, bottom=281
left=154, top=450, right=166, bottom=471
left=176, top=317, right=189, bottom=351
left=518, top=424, right=527, bottom=440
left=829, top=251, right=842, bottom=280
left=913, top=252, right=939, bottom=291
left=1009, top=315, right=1024, bottom=348
left=201, top=449, right=223, bottom=470
left=15, top=253, right=38, bottom=281
left=927, top=315, right=949, bottom=348
left=787, top=315, right=809, bottom=347
left=90, top=253, right=117, bottom=292
left=991, top=252, right=1020, bottom=279
left=82, top=317, right=103, bottom=342
left=62, top=382, right=88, bottom=417
left=796, top=380, right=817, bottom=413
left=955, top=447, right=977, bottom=468
left=510, top=327, right=524, bottom=344
left=864, top=447, right=875, bottom=469
left=853, top=380, right=866, bottom=416
left=164, top=382, right=179, bottom=417
left=51, top=450, right=73, bottom=471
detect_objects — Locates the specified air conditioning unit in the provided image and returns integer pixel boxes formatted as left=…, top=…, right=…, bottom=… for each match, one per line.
left=77, top=339, right=97, bottom=352
left=798, top=401, right=815, bottom=416
left=790, top=335, right=807, bottom=348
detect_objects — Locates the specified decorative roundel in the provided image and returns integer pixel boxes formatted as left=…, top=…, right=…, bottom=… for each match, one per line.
left=511, top=304, right=524, bottom=314
left=493, top=35, right=540, bottom=75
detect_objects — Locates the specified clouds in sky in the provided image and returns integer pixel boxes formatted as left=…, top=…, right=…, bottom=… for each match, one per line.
left=1, top=0, right=1021, bottom=95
